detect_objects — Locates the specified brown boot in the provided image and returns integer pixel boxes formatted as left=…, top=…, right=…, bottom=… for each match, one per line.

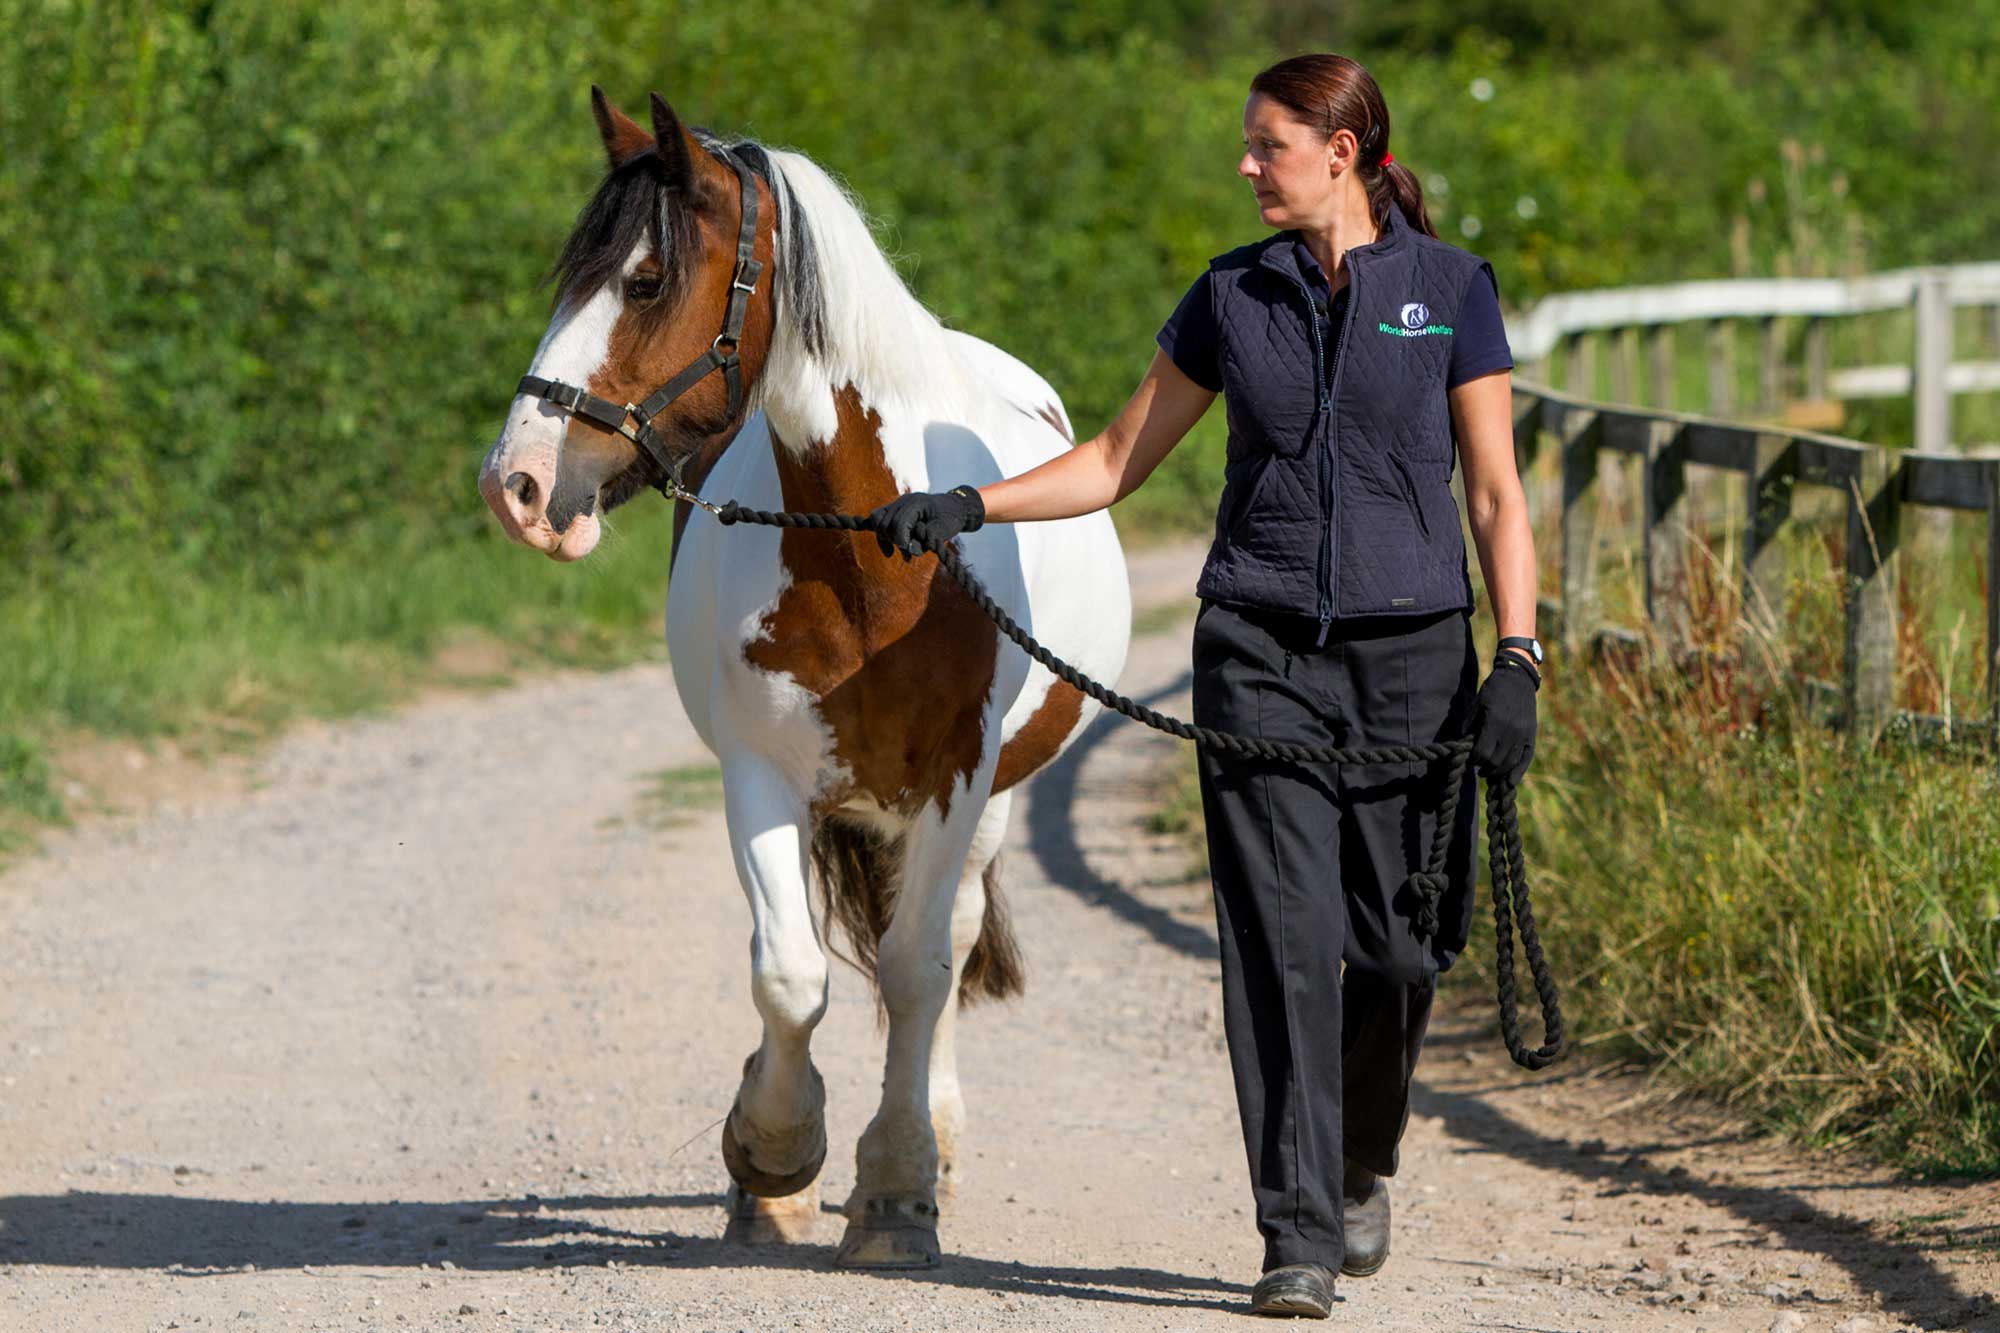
left=1341, top=1160, right=1392, bottom=1277
left=1249, top=1262, right=1336, bottom=1318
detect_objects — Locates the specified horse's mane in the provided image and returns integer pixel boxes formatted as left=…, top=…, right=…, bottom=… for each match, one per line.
left=550, top=128, right=978, bottom=420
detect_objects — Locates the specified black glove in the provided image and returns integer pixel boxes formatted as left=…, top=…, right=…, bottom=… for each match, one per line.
left=867, top=485, right=985, bottom=560
left=1470, top=655, right=1538, bottom=784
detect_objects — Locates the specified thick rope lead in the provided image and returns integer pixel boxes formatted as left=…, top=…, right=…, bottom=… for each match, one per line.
left=713, top=501, right=1564, bottom=1071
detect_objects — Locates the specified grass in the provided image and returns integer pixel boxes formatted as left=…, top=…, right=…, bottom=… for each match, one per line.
left=629, top=763, right=727, bottom=831
left=0, top=501, right=682, bottom=846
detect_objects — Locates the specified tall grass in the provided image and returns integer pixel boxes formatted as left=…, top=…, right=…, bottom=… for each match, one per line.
left=1478, top=534, right=2000, bottom=1173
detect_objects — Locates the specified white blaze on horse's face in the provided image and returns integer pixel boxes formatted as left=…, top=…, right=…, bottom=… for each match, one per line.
left=478, top=238, right=649, bottom=562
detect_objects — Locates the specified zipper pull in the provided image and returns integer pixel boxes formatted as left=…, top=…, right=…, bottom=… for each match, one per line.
left=1316, top=600, right=1333, bottom=648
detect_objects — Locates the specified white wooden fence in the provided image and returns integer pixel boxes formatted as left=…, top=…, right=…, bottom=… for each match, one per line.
left=1505, top=262, right=2000, bottom=452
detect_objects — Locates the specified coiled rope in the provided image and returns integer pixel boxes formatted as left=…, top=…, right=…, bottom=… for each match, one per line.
left=712, top=501, right=1564, bottom=1070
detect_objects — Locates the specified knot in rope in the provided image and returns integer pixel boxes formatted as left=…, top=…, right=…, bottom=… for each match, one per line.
left=1402, top=872, right=1449, bottom=939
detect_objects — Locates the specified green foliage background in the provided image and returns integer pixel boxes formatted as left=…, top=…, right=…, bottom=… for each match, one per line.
left=6, top=0, right=1999, bottom=580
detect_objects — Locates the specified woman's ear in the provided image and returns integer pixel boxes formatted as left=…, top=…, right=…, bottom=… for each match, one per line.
left=1327, top=127, right=1358, bottom=176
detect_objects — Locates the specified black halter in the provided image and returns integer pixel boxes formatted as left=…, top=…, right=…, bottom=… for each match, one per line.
left=515, top=144, right=763, bottom=499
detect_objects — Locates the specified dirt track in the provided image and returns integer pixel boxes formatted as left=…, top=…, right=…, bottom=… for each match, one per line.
left=2, top=543, right=1995, bottom=1332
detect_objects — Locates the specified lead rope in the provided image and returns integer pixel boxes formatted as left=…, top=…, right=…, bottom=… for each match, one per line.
left=708, top=501, right=1564, bottom=1070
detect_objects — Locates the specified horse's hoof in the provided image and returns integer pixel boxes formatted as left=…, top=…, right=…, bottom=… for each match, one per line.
left=834, top=1195, right=941, bottom=1269
left=720, top=1104, right=827, bottom=1199
left=722, top=1180, right=824, bottom=1246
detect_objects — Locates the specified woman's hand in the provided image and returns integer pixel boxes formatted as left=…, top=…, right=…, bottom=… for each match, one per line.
left=868, top=484, right=985, bottom=559
left=1469, top=657, right=1538, bottom=783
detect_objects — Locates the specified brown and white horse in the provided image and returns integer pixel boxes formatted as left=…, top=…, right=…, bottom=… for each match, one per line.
left=478, top=90, right=1129, bottom=1268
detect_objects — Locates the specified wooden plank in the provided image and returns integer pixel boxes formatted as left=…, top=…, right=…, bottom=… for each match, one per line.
left=1502, top=260, right=2000, bottom=362
left=1744, top=434, right=1797, bottom=636
left=1511, top=386, right=1544, bottom=470
left=1990, top=463, right=2000, bottom=745
left=1645, top=324, right=1675, bottom=410
left=1707, top=319, right=1734, bottom=416
left=1598, top=410, right=1654, bottom=456
left=1644, top=420, right=1691, bottom=650
left=1611, top=326, right=1638, bottom=404
left=1901, top=454, right=1994, bottom=512
left=1794, top=437, right=1868, bottom=489
left=1575, top=332, right=1599, bottom=399
left=1843, top=448, right=1902, bottom=746
left=1829, top=360, right=2000, bottom=398
left=1759, top=315, right=1782, bottom=411
left=1559, top=408, right=1604, bottom=652
left=1914, top=268, right=1954, bottom=453
left=1682, top=420, right=1759, bottom=471
left=1805, top=316, right=1828, bottom=399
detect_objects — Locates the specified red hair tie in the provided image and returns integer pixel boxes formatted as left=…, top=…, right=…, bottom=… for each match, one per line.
left=1381, top=151, right=1395, bottom=166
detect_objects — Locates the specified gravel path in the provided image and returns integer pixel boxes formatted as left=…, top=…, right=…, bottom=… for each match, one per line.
left=2, top=541, right=1993, bottom=1332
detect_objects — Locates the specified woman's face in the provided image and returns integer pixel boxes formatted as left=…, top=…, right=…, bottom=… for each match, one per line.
left=1238, top=92, right=1348, bottom=230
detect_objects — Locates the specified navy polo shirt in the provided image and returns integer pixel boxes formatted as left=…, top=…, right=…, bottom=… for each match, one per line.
left=1157, top=236, right=1513, bottom=394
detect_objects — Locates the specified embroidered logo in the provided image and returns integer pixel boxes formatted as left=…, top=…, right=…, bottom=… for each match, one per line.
left=1378, top=300, right=1453, bottom=338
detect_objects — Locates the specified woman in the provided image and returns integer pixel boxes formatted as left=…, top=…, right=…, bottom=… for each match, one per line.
left=870, top=53, right=1540, bottom=1319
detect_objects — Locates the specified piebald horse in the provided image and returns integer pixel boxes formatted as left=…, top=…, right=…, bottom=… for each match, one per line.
left=479, top=89, right=1130, bottom=1268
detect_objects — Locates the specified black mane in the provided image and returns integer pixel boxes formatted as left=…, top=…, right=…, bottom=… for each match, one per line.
left=547, top=134, right=827, bottom=361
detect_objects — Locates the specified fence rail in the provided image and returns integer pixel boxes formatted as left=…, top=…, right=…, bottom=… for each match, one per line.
left=1511, top=379, right=2000, bottom=746
left=1505, top=262, right=2000, bottom=452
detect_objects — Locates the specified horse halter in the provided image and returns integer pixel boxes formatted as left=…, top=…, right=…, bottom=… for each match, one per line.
left=514, top=144, right=763, bottom=504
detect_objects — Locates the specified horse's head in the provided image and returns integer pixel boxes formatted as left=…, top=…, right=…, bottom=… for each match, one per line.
left=480, top=89, right=778, bottom=560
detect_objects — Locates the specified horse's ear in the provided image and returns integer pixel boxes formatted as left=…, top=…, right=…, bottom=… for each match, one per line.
left=590, top=85, right=654, bottom=169
left=648, top=92, right=696, bottom=193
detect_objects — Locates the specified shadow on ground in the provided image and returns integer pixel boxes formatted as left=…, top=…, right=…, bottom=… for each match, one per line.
left=0, top=1189, right=1246, bottom=1313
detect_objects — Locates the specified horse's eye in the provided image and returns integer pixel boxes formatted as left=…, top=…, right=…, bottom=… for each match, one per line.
left=625, top=275, right=663, bottom=303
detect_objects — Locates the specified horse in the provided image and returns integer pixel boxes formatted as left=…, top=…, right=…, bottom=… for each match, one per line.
left=477, top=88, right=1131, bottom=1269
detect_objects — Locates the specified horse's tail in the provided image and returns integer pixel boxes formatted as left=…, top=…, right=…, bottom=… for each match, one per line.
left=808, top=816, right=1025, bottom=1010
left=961, top=855, right=1026, bottom=1005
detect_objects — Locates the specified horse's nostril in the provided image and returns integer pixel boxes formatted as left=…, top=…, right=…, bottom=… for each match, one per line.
left=505, top=472, right=538, bottom=509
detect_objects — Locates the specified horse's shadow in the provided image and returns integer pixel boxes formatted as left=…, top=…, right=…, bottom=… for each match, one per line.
left=0, top=1189, right=1249, bottom=1313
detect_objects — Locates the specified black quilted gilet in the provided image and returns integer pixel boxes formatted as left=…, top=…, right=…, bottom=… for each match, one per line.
left=1195, top=205, right=1490, bottom=632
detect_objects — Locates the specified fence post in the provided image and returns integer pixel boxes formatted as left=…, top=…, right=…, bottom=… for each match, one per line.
left=1843, top=448, right=1901, bottom=745
left=1743, top=432, right=1796, bottom=641
left=1559, top=407, right=1604, bottom=652
left=1707, top=319, right=1734, bottom=416
left=1574, top=333, right=1599, bottom=400
left=1804, top=316, right=1828, bottom=400
left=1913, top=268, right=1952, bottom=453
left=1758, top=316, right=1782, bottom=412
left=1646, top=324, right=1675, bottom=410
left=1988, top=461, right=1999, bottom=748
left=1612, top=326, right=1638, bottom=404
left=1643, top=420, right=1690, bottom=651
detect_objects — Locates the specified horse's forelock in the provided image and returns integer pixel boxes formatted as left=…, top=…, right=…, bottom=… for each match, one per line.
left=549, top=150, right=701, bottom=316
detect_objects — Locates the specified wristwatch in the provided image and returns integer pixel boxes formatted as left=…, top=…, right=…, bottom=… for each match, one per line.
left=1497, top=635, right=1543, bottom=666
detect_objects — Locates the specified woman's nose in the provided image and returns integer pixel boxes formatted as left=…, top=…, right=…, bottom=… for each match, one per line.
left=1237, top=153, right=1257, bottom=179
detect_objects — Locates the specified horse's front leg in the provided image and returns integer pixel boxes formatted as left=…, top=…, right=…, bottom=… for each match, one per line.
left=835, top=782, right=993, bottom=1269
left=717, top=748, right=831, bottom=1245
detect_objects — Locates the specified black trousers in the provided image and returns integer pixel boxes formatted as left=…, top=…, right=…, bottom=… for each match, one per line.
left=1191, top=599, right=1480, bottom=1273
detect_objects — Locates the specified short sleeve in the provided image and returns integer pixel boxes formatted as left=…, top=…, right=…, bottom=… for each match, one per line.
left=1447, top=263, right=1514, bottom=389
left=1155, top=270, right=1223, bottom=393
